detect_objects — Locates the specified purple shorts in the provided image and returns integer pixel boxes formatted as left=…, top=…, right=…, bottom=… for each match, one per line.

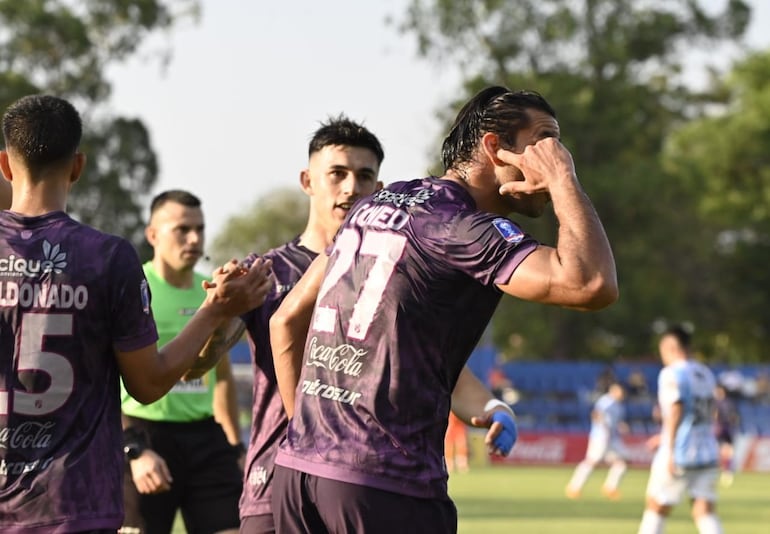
left=240, top=513, right=275, bottom=534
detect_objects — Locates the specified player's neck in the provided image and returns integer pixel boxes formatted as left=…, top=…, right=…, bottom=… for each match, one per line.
left=298, top=219, right=334, bottom=254
left=441, top=170, right=510, bottom=216
left=152, top=259, right=195, bottom=289
left=3, top=153, right=82, bottom=216
left=9, top=180, right=69, bottom=216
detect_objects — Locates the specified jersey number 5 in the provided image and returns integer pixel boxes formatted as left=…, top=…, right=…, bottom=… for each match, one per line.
left=0, top=313, right=75, bottom=416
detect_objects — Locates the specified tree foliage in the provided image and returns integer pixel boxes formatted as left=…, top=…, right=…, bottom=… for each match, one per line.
left=400, top=0, right=765, bottom=361
left=209, top=188, right=309, bottom=267
left=662, top=50, right=770, bottom=362
left=0, top=0, right=199, bottom=251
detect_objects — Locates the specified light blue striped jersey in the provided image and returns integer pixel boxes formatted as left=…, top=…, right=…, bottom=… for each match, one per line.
left=657, top=360, right=719, bottom=468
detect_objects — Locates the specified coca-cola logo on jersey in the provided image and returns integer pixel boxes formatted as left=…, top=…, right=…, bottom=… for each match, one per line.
left=0, top=421, right=54, bottom=449
left=305, top=336, right=367, bottom=377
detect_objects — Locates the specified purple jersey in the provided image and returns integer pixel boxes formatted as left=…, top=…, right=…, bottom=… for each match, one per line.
left=275, top=177, right=539, bottom=499
left=0, top=211, right=158, bottom=532
left=239, top=238, right=316, bottom=518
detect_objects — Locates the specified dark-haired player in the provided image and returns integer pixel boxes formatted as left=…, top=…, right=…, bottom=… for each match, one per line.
left=197, top=115, right=515, bottom=534
left=638, top=326, right=723, bottom=534
left=0, top=94, right=271, bottom=532
left=270, top=86, right=618, bottom=533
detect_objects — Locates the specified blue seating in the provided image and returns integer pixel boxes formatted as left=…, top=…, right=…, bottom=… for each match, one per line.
left=475, top=353, right=770, bottom=436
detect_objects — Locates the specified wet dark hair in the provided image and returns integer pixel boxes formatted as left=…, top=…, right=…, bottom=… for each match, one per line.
left=149, top=189, right=201, bottom=216
left=2, top=94, right=82, bottom=173
left=308, top=114, right=384, bottom=165
left=441, top=86, right=556, bottom=172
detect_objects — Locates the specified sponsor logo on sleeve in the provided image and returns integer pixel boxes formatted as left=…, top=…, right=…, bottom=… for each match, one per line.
left=492, top=218, right=524, bottom=243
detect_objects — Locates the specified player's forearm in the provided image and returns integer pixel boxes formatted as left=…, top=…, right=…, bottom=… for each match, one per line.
left=270, top=254, right=326, bottom=418
left=146, top=306, right=229, bottom=399
left=270, top=310, right=308, bottom=419
left=548, top=175, right=618, bottom=310
left=451, top=366, right=500, bottom=424
left=185, top=318, right=247, bottom=380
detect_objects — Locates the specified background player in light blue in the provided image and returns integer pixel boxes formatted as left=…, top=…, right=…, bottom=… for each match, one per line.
left=566, top=382, right=629, bottom=500
left=638, top=325, right=723, bottom=534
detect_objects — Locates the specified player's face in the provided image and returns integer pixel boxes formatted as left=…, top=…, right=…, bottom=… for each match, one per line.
left=498, top=109, right=560, bottom=217
left=147, top=201, right=205, bottom=272
left=304, top=144, right=381, bottom=235
left=658, top=334, right=680, bottom=365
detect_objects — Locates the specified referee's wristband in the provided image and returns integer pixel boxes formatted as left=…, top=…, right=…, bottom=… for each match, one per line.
left=484, top=399, right=515, bottom=418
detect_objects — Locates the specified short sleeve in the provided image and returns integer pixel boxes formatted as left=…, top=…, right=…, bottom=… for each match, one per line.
left=109, top=239, right=159, bottom=351
left=427, top=211, right=539, bottom=286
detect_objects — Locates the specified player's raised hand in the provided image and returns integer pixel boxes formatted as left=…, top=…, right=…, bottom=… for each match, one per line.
left=203, top=254, right=274, bottom=317
left=497, top=137, right=576, bottom=197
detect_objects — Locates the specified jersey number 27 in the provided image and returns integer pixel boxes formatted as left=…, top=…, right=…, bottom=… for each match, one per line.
left=317, top=228, right=406, bottom=341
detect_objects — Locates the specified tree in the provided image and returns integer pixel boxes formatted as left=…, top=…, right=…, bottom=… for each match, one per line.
left=662, top=51, right=770, bottom=362
left=209, top=188, right=309, bottom=267
left=399, top=0, right=755, bottom=359
left=0, top=0, right=199, bottom=253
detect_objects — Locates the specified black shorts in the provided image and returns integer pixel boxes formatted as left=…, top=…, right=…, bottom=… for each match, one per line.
left=716, top=429, right=733, bottom=445
left=122, top=416, right=242, bottom=534
left=272, top=465, right=457, bottom=534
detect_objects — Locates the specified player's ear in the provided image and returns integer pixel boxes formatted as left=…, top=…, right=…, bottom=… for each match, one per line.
left=0, top=150, right=12, bottom=181
left=375, top=180, right=384, bottom=192
left=481, top=133, right=506, bottom=166
left=145, top=222, right=157, bottom=247
left=70, top=152, right=86, bottom=184
left=299, top=169, right=312, bottom=195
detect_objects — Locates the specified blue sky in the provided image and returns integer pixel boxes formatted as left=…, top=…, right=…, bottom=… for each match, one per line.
left=107, top=0, right=770, bottom=249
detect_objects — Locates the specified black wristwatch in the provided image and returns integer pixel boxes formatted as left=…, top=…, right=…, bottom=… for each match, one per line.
left=124, top=441, right=145, bottom=461
left=123, top=426, right=148, bottom=461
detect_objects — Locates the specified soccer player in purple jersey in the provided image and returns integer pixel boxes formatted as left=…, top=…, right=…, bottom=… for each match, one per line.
left=270, top=86, right=618, bottom=533
left=0, top=94, right=272, bottom=533
left=237, top=116, right=385, bottom=534
left=184, top=115, right=386, bottom=533
left=196, top=116, right=512, bottom=534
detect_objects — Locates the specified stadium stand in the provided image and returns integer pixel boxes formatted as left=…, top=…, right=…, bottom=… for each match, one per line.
left=229, top=341, right=770, bottom=437
left=464, top=344, right=770, bottom=437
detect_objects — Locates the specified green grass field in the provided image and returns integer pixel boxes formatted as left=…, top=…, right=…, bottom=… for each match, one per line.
left=451, top=465, right=769, bottom=534
left=173, top=464, right=768, bottom=532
